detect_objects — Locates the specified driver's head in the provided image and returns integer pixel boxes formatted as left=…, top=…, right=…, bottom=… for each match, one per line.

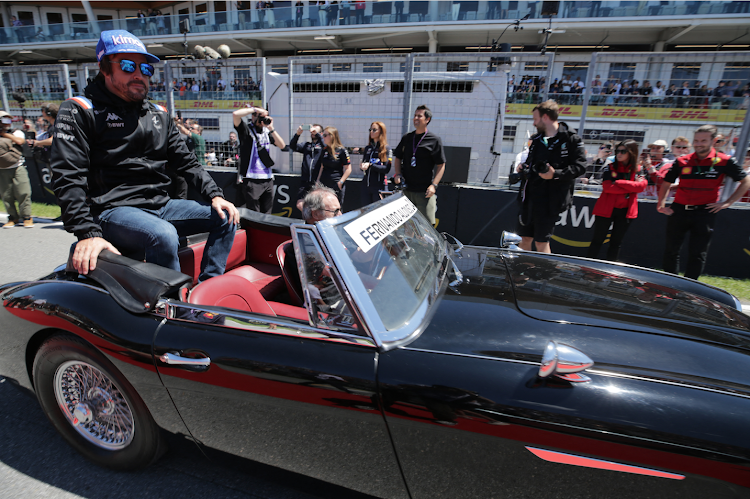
left=302, top=182, right=341, bottom=223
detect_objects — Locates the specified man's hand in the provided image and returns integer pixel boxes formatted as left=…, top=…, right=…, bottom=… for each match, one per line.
left=72, top=237, right=121, bottom=275
left=657, top=205, right=674, bottom=216
left=393, top=174, right=402, bottom=185
left=539, top=165, right=556, bottom=180
left=212, top=196, right=240, bottom=225
left=296, top=125, right=303, bottom=136
left=516, top=163, right=526, bottom=173
left=425, top=184, right=436, bottom=198
left=707, top=201, right=730, bottom=213
left=360, top=162, right=370, bottom=171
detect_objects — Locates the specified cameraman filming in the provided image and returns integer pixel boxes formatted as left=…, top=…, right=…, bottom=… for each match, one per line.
left=232, top=104, right=285, bottom=214
left=512, top=100, right=586, bottom=253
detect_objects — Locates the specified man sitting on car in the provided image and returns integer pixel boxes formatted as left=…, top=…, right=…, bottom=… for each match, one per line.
left=50, top=30, right=239, bottom=281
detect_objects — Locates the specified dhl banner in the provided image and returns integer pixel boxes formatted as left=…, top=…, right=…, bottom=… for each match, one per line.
left=172, top=100, right=262, bottom=110
left=506, top=103, right=746, bottom=123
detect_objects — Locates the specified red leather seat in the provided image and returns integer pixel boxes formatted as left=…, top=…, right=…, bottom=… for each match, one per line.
left=226, top=263, right=285, bottom=300
left=189, top=275, right=276, bottom=316
left=276, top=240, right=304, bottom=306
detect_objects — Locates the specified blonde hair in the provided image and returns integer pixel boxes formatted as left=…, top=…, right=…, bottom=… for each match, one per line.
left=324, top=126, right=344, bottom=157
left=368, top=121, right=389, bottom=165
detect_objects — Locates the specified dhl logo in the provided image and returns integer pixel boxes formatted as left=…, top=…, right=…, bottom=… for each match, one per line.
left=192, top=101, right=217, bottom=108
left=233, top=101, right=258, bottom=108
left=600, top=108, right=640, bottom=117
left=557, top=106, right=574, bottom=115
left=668, top=110, right=711, bottom=120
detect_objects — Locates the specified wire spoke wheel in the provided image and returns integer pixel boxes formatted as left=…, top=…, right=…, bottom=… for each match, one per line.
left=53, top=360, right=135, bottom=450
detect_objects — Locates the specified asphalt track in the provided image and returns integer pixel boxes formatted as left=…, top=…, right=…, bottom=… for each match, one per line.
left=0, top=215, right=377, bottom=499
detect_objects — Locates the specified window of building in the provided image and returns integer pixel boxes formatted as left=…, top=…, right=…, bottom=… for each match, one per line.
left=332, top=63, right=352, bottom=72
left=17, top=11, right=34, bottom=26
left=400, top=61, right=421, bottom=72
left=303, top=64, right=322, bottom=74
left=447, top=61, right=469, bottom=72
left=721, top=62, right=750, bottom=87
left=363, top=62, right=384, bottom=73
left=391, top=81, right=474, bottom=93
left=608, top=62, right=636, bottom=84
left=562, top=62, right=589, bottom=82
left=182, top=67, right=197, bottom=75
left=271, top=64, right=288, bottom=74
left=293, top=82, right=361, bottom=92
left=669, top=63, right=701, bottom=88
left=215, top=1, right=228, bottom=24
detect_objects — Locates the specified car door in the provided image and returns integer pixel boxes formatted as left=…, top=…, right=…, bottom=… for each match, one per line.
left=153, top=228, right=408, bottom=499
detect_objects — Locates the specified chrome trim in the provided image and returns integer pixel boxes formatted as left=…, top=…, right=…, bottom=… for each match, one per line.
left=159, top=352, right=211, bottom=367
left=402, top=346, right=750, bottom=400
left=166, top=300, right=377, bottom=348
left=587, top=368, right=750, bottom=400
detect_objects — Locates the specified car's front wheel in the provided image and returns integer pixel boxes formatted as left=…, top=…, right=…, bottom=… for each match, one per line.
left=32, top=334, right=164, bottom=470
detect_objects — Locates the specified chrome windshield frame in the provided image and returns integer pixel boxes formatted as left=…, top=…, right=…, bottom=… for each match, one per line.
left=313, top=193, right=449, bottom=351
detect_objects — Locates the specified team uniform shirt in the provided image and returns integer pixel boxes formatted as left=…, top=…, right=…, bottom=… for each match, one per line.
left=393, top=131, right=446, bottom=192
left=319, top=146, right=351, bottom=185
left=235, top=120, right=276, bottom=180
left=664, top=149, right=746, bottom=206
left=361, top=141, right=393, bottom=192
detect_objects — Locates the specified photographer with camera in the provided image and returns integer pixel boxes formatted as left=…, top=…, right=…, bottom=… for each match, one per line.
left=1, top=111, right=33, bottom=228
left=232, top=104, right=285, bottom=214
left=513, top=100, right=586, bottom=253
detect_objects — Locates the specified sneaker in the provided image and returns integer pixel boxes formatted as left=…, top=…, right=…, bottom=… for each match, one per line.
left=23, top=219, right=34, bottom=228
left=2, top=220, right=15, bottom=229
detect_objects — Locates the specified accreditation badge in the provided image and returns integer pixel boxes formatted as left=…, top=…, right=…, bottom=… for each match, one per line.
left=411, top=157, right=417, bottom=167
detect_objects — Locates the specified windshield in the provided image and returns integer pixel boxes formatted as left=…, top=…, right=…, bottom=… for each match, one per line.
left=331, top=196, right=445, bottom=330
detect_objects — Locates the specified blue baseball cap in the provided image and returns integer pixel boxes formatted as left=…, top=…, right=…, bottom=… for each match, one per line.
left=96, top=30, right=159, bottom=63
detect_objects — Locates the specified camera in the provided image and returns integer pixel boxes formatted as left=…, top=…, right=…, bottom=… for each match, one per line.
left=260, top=116, right=272, bottom=125
left=532, top=161, right=550, bottom=175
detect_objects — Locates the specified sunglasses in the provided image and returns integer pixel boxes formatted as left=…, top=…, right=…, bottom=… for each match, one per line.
left=322, top=132, right=330, bottom=137
left=118, top=59, right=155, bottom=77
left=615, top=149, right=628, bottom=154
left=369, top=128, right=380, bottom=132
left=599, top=145, right=611, bottom=150
left=673, top=145, right=689, bottom=149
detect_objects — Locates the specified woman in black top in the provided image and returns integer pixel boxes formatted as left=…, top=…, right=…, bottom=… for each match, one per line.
left=318, top=126, right=351, bottom=203
left=359, top=121, right=392, bottom=206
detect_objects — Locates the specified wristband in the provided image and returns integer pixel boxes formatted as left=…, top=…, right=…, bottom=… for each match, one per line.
left=431, top=183, right=438, bottom=190
left=267, top=128, right=275, bottom=133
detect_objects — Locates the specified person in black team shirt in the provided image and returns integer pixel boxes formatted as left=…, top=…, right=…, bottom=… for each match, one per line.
left=318, top=126, right=351, bottom=203
left=358, top=121, right=393, bottom=206
left=513, top=100, right=586, bottom=253
left=290, top=123, right=325, bottom=212
left=393, top=105, right=446, bottom=225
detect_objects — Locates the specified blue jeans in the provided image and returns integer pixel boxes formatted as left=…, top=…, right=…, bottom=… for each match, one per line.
left=96, top=199, right=236, bottom=282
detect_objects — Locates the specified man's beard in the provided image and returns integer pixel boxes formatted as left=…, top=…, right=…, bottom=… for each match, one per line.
left=114, top=80, right=148, bottom=101
left=535, top=126, right=545, bottom=136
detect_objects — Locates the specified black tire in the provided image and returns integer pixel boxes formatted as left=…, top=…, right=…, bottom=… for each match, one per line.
left=32, top=334, right=165, bottom=470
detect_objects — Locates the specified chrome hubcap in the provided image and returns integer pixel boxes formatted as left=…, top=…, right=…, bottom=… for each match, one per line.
left=53, top=360, right=135, bottom=450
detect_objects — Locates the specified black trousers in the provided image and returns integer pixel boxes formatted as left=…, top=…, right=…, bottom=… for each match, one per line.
left=242, top=178, right=274, bottom=214
left=662, top=204, right=716, bottom=280
left=587, top=208, right=632, bottom=261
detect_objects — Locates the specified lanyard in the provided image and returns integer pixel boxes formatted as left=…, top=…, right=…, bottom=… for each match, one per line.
left=412, top=130, right=427, bottom=156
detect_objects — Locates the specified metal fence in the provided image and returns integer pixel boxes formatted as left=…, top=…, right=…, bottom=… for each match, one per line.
left=0, top=64, right=74, bottom=119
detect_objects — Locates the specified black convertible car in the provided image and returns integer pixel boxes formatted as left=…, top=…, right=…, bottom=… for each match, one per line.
left=1, top=193, right=749, bottom=498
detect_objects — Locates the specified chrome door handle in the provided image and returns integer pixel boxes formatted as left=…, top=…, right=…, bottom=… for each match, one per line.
left=159, top=352, right=211, bottom=367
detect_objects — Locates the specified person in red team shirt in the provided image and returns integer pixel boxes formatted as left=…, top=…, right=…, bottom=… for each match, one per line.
left=657, top=124, right=750, bottom=279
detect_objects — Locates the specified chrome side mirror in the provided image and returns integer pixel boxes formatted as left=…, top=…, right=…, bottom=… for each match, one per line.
left=539, top=341, right=593, bottom=383
left=501, top=231, right=522, bottom=250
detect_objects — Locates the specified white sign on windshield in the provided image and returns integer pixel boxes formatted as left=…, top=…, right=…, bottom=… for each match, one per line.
left=344, top=196, right=418, bottom=252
